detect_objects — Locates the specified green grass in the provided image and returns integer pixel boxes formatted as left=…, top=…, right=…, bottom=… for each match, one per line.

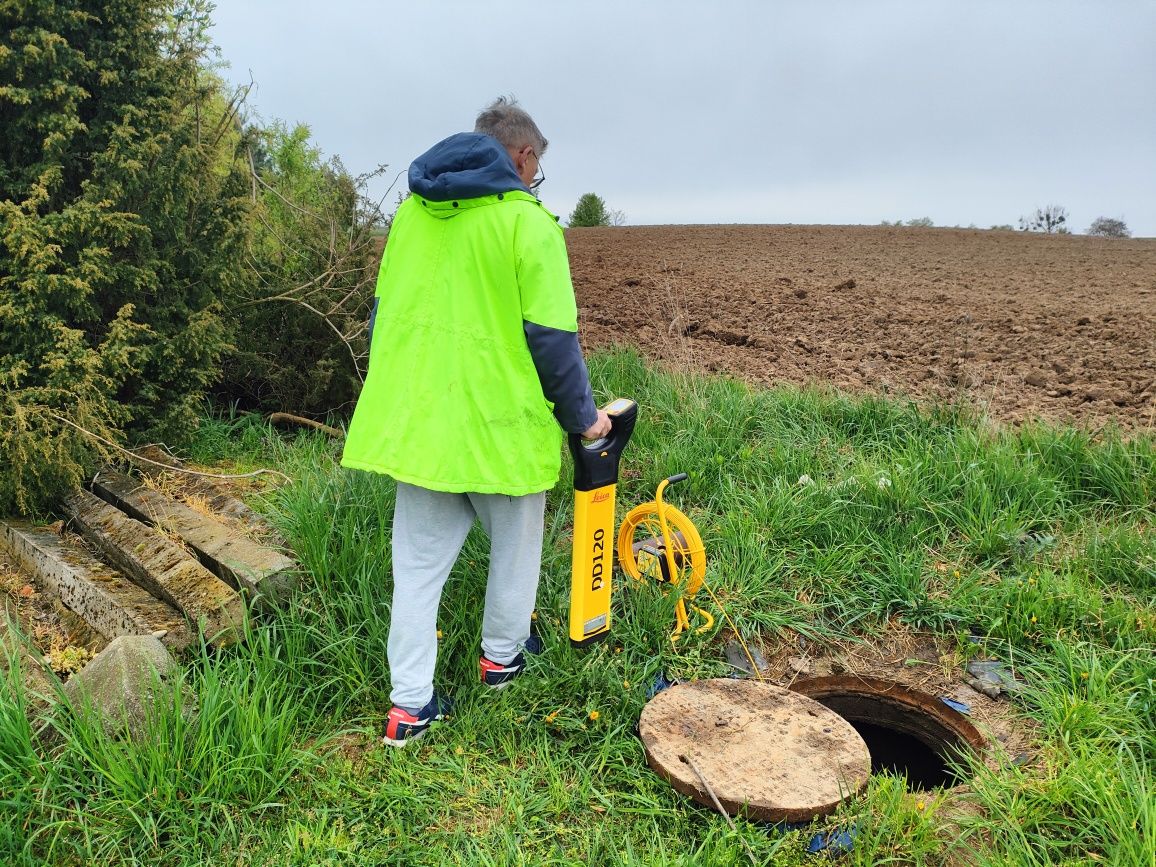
left=2, top=348, right=1153, bottom=865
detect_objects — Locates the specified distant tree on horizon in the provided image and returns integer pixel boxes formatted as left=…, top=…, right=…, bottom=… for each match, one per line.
left=1087, top=216, right=1131, bottom=238
left=568, top=193, right=613, bottom=227
left=1019, top=205, right=1070, bottom=234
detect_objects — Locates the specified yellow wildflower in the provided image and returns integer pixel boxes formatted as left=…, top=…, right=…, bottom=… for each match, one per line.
left=588, top=710, right=600, bottom=721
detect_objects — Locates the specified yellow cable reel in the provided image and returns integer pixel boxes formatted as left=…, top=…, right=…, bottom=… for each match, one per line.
left=616, top=473, right=713, bottom=641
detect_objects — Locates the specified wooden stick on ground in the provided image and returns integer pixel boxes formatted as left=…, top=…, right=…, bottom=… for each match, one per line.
left=680, top=753, right=759, bottom=867
left=267, top=413, right=344, bottom=438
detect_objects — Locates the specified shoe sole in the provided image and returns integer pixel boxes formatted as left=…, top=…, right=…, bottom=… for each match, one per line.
left=382, top=728, right=428, bottom=748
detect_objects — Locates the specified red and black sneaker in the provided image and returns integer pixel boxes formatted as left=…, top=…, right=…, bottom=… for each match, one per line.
left=479, top=634, right=542, bottom=689
left=382, top=693, right=452, bottom=747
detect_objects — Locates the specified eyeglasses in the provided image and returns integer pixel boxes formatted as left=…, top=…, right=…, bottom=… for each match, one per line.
left=528, top=149, right=545, bottom=191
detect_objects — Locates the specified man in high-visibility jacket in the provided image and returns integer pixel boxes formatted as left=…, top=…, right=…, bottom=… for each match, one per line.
left=342, top=97, right=610, bottom=746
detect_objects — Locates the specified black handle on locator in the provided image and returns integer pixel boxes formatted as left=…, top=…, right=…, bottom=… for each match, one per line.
left=567, top=398, right=638, bottom=492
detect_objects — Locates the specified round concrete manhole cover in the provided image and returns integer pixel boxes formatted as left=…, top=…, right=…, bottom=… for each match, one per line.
left=639, top=678, right=871, bottom=822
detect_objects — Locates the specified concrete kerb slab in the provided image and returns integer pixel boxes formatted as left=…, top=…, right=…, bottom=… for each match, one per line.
left=130, top=445, right=283, bottom=542
left=63, top=489, right=244, bottom=648
left=0, top=520, right=194, bottom=651
left=90, top=469, right=298, bottom=607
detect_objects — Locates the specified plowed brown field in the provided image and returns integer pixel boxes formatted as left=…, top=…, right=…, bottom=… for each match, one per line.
left=566, top=225, right=1156, bottom=432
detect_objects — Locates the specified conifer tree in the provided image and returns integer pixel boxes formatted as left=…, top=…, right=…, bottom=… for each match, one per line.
left=568, top=193, right=612, bottom=227
left=0, top=0, right=250, bottom=513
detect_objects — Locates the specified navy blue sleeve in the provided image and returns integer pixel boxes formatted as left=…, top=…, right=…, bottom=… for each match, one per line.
left=523, top=322, right=599, bottom=434
left=367, top=297, right=380, bottom=348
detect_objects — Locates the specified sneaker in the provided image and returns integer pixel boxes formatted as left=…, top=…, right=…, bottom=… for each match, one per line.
left=382, top=693, right=452, bottom=747
left=479, top=633, right=543, bottom=689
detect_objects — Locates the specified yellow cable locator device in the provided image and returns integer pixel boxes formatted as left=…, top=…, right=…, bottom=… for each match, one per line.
left=567, top=398, right=638, bottom=647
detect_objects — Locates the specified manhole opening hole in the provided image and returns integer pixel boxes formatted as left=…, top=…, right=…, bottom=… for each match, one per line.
left=791, top=675, right=987, bottom=792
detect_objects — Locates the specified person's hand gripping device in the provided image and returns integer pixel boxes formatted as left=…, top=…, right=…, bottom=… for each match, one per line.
left=567, top=398, right=638, bottom=647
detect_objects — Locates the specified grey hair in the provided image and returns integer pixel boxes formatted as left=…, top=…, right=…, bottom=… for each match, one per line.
left=474, top=95, right=548, bottom=155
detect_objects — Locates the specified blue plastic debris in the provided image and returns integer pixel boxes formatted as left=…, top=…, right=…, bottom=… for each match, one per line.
left=940, top=697, right=972, bottom=715
left=765, top=821, right=858, bottom=857
left=647, top=672, right=680, bottom=699
left=806, top=825, right=857, bottom=855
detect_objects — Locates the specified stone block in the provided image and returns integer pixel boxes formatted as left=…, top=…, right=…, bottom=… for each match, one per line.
left=62, top=634, right=193, bottom=739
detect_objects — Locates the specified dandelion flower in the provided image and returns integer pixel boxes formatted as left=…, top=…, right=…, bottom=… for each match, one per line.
left=545, top=712, right=558, bottom=724
left=436, top=629, right=443, bottom=639
left=953, top=570, right=961, bottom=578
left=588, top=710, right=600, bottom=721
left=623, top=680, right=631, bottom=689
left=916, top=800, right=926, bottom=812
left=1080, top=672, right=1089, bottom=679
left=1030, top=615, right=1037, bottom=624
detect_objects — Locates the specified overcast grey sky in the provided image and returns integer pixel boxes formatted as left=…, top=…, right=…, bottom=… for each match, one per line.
left=211, top=1, right=1156, bottom=235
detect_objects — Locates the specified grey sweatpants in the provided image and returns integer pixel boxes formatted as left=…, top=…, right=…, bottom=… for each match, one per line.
left=388, top=481, right=546, bottom=710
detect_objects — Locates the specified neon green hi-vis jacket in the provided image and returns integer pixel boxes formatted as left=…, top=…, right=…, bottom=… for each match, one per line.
left=340, top=132, right=598, bottom=495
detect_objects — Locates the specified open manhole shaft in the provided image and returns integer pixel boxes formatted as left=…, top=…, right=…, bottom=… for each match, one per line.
left=790, top=675, right=987, bottom=791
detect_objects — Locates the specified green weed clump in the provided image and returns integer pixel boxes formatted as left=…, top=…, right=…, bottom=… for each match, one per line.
left=1, top=624, right=320, bottom=864
left=1, top=349, right=1153, bottom=865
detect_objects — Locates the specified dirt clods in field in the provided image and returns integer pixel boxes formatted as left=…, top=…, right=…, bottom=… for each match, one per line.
left=567, top=225, right=1156, bottom=431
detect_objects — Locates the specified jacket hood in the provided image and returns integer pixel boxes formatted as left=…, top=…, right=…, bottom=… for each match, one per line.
left=408, top=133, right=529, bottom=202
